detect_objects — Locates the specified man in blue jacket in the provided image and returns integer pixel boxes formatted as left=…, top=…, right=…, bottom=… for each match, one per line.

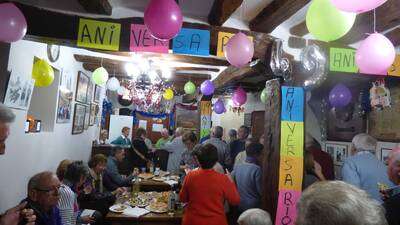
left=111, top=127, right=131, bottom=146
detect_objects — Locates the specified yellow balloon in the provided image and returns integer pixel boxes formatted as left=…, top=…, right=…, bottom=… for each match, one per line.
left=32, top=59, right=54, bottom=87
left=163, top=88, right=174, bottom=100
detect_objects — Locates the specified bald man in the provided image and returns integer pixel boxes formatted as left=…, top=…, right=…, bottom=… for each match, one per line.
left=384, top=149, right=400, bottom=225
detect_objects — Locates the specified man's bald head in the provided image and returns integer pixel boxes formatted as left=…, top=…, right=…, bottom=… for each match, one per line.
left=28, top=171, right=61, bottom=211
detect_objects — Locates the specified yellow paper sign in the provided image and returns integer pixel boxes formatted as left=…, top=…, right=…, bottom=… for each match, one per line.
left=77, top=18, right=121, bottom=51
left=278, top=155, right=304, bottom=191
left=280, top=121, right=304, bottom=158
left=388, top=55, right=400, bottom=77
left=216, top=32, right=254, bottom=57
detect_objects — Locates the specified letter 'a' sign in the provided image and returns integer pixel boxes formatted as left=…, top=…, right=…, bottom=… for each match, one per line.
left=329, top=48, right=358, bottom=73
left=77, top=18, right=121, bottom=51
left=276, top=86, right=304, bottom=225
left=172, top=28, right=210, bottom=56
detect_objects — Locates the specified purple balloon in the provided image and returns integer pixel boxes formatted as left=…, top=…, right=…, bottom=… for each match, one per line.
left=225, top=32, right=254, bottom=68
left=200, top=80, right=214, bottom=96
left=329, top=83, right=352, bottom=108
left=0, top=3, right=27, bottom=43
left=144, top=0, right=183, bottom=41
left=214, top=99, right=225, bottom=114
left=232, top=87, right=247, bottom=106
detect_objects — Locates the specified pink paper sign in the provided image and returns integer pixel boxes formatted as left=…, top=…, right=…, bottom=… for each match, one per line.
left=130, top=24, right=169, bottom=53
left=275, top=190, right=301, bottom=225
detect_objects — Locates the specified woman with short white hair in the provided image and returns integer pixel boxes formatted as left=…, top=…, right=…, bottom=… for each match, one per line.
left=296, top=181, right=388, bottom=225
left=237, top=208, right=272, bottom=225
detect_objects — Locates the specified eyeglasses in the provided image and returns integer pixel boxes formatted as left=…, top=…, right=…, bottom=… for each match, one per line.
left=35, top=185, right=63, bottom=195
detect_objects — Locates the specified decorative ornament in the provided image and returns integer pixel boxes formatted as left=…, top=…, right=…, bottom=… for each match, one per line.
left=370, top=79, right=391, bottom=110
left=270, top=39, right=292, bottom=81
left=213, top=99, right=225, bottom=114
left=329, top=83, right=352, bottom=108
left=163, top=88, right=174, bottom=100
left=260, top=88, right=268, bottom=103
left=184, top=81, right=196, bottom=95
left=232, top=87, right=247, bottom=106
left=32, top=59, right=54, bottom=87
left=144, top=0, right=183, bottom=40
left=306, top=0, right=356, bottom=42
left=356, top=33, right=395, bottom=75
left=225, top=32, right=254, bottom=68
left=106, top=77, right=120, bottom=91
left=200, top=80, right=214, bottom=96
left=330, top=0, right=387, bottom=13
left=300, top=45, right=328, bottom=90
left=92, top=67, right=109, bottom=86
left=0, top=3, right=27, bottom=43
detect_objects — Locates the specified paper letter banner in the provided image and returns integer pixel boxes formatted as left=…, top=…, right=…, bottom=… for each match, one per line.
left=329, top=48, right=358, bottom=73
left=200, top=101, right=212, bottom=143
left=388, top=55, right=400, bottom=77
left=278, top=156, right=304, bottom=191
left=216, top=32, right=253, bottom=57
left=172, top=28, right=210, bottom=56
left=130, top=24, right=169, bottom=53
left=275, top=190, right=302, bottom=225
left=281, top=87, right=304, bottom=122
left=280, top=121, right=304, bottom=158
left=77, top=18, right=121, bottom=51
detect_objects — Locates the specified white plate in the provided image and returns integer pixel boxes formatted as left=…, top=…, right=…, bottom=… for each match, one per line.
left=109, top=204, right=129, bottom=213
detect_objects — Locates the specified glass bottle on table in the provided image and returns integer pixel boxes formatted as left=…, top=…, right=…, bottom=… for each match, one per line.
left=132, top=168, right=140, bottom=197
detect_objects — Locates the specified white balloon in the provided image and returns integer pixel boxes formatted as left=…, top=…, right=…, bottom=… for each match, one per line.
left=107, top=77, right=120, bottom=91
left=117, top=86, right=126, bottom=95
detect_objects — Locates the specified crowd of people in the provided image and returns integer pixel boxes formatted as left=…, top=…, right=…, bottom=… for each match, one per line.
left=2, top=101, right=400, bottom=225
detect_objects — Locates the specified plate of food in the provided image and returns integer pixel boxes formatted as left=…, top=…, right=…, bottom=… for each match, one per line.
left=109, top=204, right=128, bottom=213
left=129, top=196, right=150, bottom=208
left=145, top=202, right=168, bottom=214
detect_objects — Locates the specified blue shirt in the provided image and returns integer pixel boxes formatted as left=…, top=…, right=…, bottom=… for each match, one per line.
left=232, top=157, right=262, bottom=212
left=342, top=151, right=394, bottom=203
left=24, top=198, right=62, bottom=225
left=106, top=156, right=134, bottom=187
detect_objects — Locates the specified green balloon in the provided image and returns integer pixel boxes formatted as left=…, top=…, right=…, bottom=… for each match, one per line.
left=184, top=81, right=196, bottom=95
left=306, top=0, right=356, bottom=42
left=92, top=67, right=109, bottom=86
left=260, top=88, right=267, bottom=103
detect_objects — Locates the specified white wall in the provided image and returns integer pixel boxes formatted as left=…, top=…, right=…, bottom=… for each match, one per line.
left=0, top=40, right=101, bottom=211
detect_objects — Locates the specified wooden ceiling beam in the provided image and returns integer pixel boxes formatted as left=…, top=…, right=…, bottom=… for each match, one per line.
left=250, top=0, right=311, bottom=34
left=385, top=27, right=400, bottom=47
left=77, top=0, right=112, bottom=15
left=208, top=0, right=243, bottom=26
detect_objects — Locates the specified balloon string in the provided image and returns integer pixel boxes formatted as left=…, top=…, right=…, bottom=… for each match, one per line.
left=100, top=58, right=103, bottom=67
left=373, top=9, right=376, bottom=33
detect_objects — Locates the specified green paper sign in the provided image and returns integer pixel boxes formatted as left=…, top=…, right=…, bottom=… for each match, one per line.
left=77, top=18, right=121, bottom=51
left=330, top=48, right=358, bottom=73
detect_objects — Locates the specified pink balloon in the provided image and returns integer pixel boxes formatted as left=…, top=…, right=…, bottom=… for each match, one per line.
left=356, top=33, right=395, bottom=75
left=144, top=0, right=183, bottom=41
left=232, top=87, right=247, bottom=106
left=0, top=3, right=27, bottom=43
left=330, top=0, right=387, bottom=13
left=225, top=32, right=254, bottom=68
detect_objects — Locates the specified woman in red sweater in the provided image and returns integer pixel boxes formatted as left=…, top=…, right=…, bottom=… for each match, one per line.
left=179, top=144, right=240, bottom=225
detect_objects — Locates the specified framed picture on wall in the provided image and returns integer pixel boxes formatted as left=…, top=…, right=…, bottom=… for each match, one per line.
left=4, top=71, right=35, bottom=110
left=86, top=81, right=94, bottom=104
left=56, top=90, right=73, bottom=123
left=89, top=103, right=97, bottom=126
left=75, top=71, right=89, bottom=103
left=72, top=103, right=86, bottom=134
left=325, top=142, right=350, bottom=166
left=84, top=105, right=90, bottom=130
left=376, top=142, right=397, bottom=165
left=94, top=85, right=101, bottom=103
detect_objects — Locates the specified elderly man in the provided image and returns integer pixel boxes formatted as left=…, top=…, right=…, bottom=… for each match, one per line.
left=383, top=149, right=400, bottom=225
left=24, top=172, right=63, bottom=225
left=111, top=127, right=131, bottom=146
left=237, top=209, right=272, bottom=225
left=0, top=104, right=36, bottom=225
left=165, top=127, right=186, bottom=175
left=229, top=126, right=250, bottom=169
left=104, top=148, right=135, bottom=190
left=227, top=129, right=237, bottom=145
left=204, top=126, right=231, bottom=169
left=296, top=181, right=387, bottom=225
left=155, top=128, right=171, bottom=149
left=341, top=133, right=393, bottom=202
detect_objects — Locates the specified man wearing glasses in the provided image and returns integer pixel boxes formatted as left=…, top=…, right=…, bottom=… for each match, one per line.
left=24, top=172, right=63, bottom=225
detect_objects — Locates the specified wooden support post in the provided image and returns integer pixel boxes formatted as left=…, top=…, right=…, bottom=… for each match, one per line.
left=262, top=79, right=281, bottom=220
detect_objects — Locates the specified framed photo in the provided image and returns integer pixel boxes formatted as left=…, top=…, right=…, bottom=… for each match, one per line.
left=94, top=85, right=101, bottom=103
left=4, top=71, right=35, bottom=110
left=84, top=105, right=90, bottom=130
left=376, top=142, right=397, bottom=165
left=72, top=103, right=86, bottom=134
left=381, top=148, right=392, bottom=165
left=56, top=90, right=73, bottom=123
left=324, top=142, right=351, bottom=165
left=89, top=103, right=97, bottom=126
left=86, top=81, right=94, bottom=104
left=75, top=71, right=89, bottom=103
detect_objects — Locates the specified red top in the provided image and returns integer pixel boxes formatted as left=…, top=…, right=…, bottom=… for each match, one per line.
left=310, top=147, right=335, bottom=180
left=179, top=169, right=240, bottom=225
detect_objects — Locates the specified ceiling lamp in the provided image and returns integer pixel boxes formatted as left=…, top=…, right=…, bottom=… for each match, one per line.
left=125, top=63, right=141, bottom=78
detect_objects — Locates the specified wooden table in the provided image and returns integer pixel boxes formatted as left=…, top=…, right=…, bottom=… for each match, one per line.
left=139, top=179, right=173, bottom=192
left=106, top=210, right=183, bottom=225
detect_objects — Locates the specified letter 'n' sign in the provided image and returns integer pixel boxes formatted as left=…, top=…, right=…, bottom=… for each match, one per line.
left=77, top=18, right=121, bottom=51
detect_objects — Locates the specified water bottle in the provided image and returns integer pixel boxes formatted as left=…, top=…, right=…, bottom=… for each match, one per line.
left=168, top=191, right=176, bottom=212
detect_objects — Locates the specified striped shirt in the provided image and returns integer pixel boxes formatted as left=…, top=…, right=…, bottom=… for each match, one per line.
left=58, top=183, right=78, bottom=225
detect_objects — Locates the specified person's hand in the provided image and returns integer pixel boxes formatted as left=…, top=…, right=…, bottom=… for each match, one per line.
left=80, top=216, right=95, bottom=224
left=313, top=161, right=322, bottom=174
left=83, top=184, right=93, bottom=195
left=225, top=169, right=234, bottom=182
left=0, top=202, right=36, bottom=225
left=115, top=187, right=125, bottom=195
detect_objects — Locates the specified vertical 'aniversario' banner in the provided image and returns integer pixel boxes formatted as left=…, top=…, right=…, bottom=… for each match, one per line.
left=200, top=101, right=212, bottom=143
left=275, top=86, right=304, bottom=225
